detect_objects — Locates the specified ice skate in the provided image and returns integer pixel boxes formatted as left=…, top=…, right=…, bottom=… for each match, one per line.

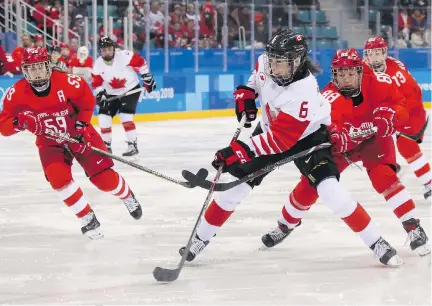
left=423, top=181, right=431, bottom=200
left=261, top=221, right=299, bottom=248
left=403, top=218, right=431, bottom=256
left=104, top=141, right=112, bottom=154
left=370, top=237, right=403, bottom=267
left=179, top=234, right=209, bottom=262
left=122, top=191, right=142, bottom=220
left=122, top=141, right=139, bottom=158
left=80, top=211, right=104, bottom=240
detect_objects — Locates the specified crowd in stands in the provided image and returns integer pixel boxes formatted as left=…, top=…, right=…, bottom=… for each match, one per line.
left=357, top=0, right=430, bottom=48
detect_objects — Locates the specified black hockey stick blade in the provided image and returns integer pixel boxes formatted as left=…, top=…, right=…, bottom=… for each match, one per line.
left=182, top=143, right=332, bottom=191
left=153, top=266, right=180, bottom=282
left=186, top=168, right=209, bottom=187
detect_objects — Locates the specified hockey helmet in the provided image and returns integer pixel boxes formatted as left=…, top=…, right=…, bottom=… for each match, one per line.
left=364, top=37, right=388, bottom=72
left=331, top=48, right=363, bottom=97
left=22, top=47, right=52, bottom=92
left=263, top=29, right=308, bottom=86
left=99, top=36, right=115, bottom=61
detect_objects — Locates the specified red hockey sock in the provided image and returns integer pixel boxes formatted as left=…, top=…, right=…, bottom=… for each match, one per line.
left=90, top=169, right=132, bottom=200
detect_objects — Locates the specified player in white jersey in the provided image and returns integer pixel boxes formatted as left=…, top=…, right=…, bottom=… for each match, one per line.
left=179, top=30, right=403, bottom=267
left=91, top=36, right=156, bottom=157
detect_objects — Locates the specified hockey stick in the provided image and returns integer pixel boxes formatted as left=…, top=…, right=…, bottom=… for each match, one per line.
left=153, top=114, right=247, bottom=282
left=46, top=130, right=208, bottom=188
left=104, top=87, right=145, bottom=103
left=182, top=142, right=332, bottom=192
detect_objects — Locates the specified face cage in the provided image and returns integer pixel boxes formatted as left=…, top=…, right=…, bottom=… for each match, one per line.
left=331, top=66, right=362, bottom=97
left=364, top=47, right=387, bottom=71
left=264, top=51, right=302, bottom=86
left=22, top=61, right=52, bottom=91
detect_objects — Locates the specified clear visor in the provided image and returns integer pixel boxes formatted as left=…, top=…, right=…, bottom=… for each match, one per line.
left=331, top=66, right=362, bottom=97
left=22, top=61, right=51, bottom=88
left=264, top=52, right=301, bottom=86
left=364, top=48, right=386, bottom=71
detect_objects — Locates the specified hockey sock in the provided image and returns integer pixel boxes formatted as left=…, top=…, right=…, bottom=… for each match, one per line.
left=369, top=165, right=417, bottom=223
left=197, top=181, right=252, bottom=241
left=383, top=182, right=417, bottom=222
left=316, top=178, right=380, bottom=247
left=397, top=136, right=432, bottom=186
left=45, top=163, right=93, bottom=219
left=58, top=181, right=93, bottom=218
left=120, top=113, right=137, bottom=142
left=98, top=114, right=113, bottom=143
left=90, top=169, right=132, bottom=200
left=279, top=193, right=311, bottom=229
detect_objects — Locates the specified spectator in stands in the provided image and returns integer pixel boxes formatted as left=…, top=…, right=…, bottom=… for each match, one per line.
left=34, top=34, right=44, bottom=48
left=32, top=0, right=56, bottom=35
left=70, top=0, right=87, bottom=20
left=12, top=34, right=33, bottom=66
left=255, top=21, right=268, bottom=46
left=60, top=43, right=73, bottom=63
left=70, top=14, right=85, bottom=41
left=170, top=4, right=185, bottom=24
left=49, top=45, right=68, bottom=71
left=185, top=3, right=200, bottom=21
left=398, top=7, right=412, bottom=40
left=185, top=19, right=195, bottom=41
left=0, top=43, right=7, bottom=75
left=200, top=3, right=216, bottom=38
left=149, top=1, right=164, bottom=32
left=230, top=5, right=251, bottom=39
left=70, top=37, right=79, bottom=55
left=411, top=8, right=428, bottom=46
left=396, top=31, right=408, bottom=48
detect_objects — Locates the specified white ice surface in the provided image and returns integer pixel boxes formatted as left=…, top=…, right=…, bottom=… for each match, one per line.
left=0, top=117, right=430, bottom=305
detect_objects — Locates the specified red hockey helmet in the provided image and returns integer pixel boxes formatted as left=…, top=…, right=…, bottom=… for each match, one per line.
left=22, top=47, right=52, bottom=91
left=331, top=48, right=363, bottom=97
left=364, top=36, right=388, bottom=72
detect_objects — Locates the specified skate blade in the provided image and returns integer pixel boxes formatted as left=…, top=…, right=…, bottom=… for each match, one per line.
left=85, top=230, right=104, bottom=240
left=415, top=244, right=431, bottom=256
left=386, top=255, right=404, bottom=267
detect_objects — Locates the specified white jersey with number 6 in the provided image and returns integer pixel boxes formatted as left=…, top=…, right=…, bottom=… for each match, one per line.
left=244, top=54, right=331, bottom=156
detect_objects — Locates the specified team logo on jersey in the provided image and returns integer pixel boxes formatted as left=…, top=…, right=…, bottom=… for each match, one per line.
left=259, top=72, right=266, bottom=86
left=109, top=77, right=127, bottom=89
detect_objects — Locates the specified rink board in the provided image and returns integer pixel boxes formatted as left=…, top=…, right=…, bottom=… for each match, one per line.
left=0, top=69, right=430, bottom=123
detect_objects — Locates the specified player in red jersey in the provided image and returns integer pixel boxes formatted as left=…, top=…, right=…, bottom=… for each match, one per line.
left=0, top=47, right=143, bottom=239
left=364, top=37, right=431, bottom=199
left=261, top=49, right=430, bottom=257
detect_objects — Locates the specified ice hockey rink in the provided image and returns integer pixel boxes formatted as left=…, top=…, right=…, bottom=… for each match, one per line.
left=0, top=116, right=430, bottom=305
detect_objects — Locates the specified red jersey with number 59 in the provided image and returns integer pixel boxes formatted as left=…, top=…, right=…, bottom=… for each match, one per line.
left=363, top=57, right=423, bottom=112
left=321, top=72, right=408, bottom=147
left=0, top=70, right=95, bottom=148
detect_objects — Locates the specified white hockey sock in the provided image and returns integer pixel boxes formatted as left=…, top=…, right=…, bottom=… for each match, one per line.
left=120, top=113, right=137, bottom=142
left=98, top=114, right=113, bottom=143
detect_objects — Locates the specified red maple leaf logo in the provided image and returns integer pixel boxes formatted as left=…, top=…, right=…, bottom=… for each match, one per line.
left=109, top=77, right=127, bottom=89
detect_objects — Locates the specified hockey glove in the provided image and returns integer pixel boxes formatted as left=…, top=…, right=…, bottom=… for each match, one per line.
left=68, top=121, right=92, bottom=155
left=329, top=124, right=352, bottom=153
left=372, top=107, right=396, bottom=137
left=212, top=140, right=255, bottom=172
left=15, top=110, right=44, bottom=136
left=234, top=85, right=258, bottom=127
left=96, top=89, right=108, bottom=108
left=142, top=73, right=156, bottom=93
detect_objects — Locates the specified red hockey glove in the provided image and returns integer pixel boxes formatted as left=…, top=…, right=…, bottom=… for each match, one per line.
left=212, top=140, right=255, bottom=172
left=372, top=107, right=396, bottom=137
left=68, top=121, right=92, bottom=155
left=234, top=85, right=258, bottom=127
left=16, top=110, right=43, bottom=135
left=329, top=124, right=352, bottom=153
